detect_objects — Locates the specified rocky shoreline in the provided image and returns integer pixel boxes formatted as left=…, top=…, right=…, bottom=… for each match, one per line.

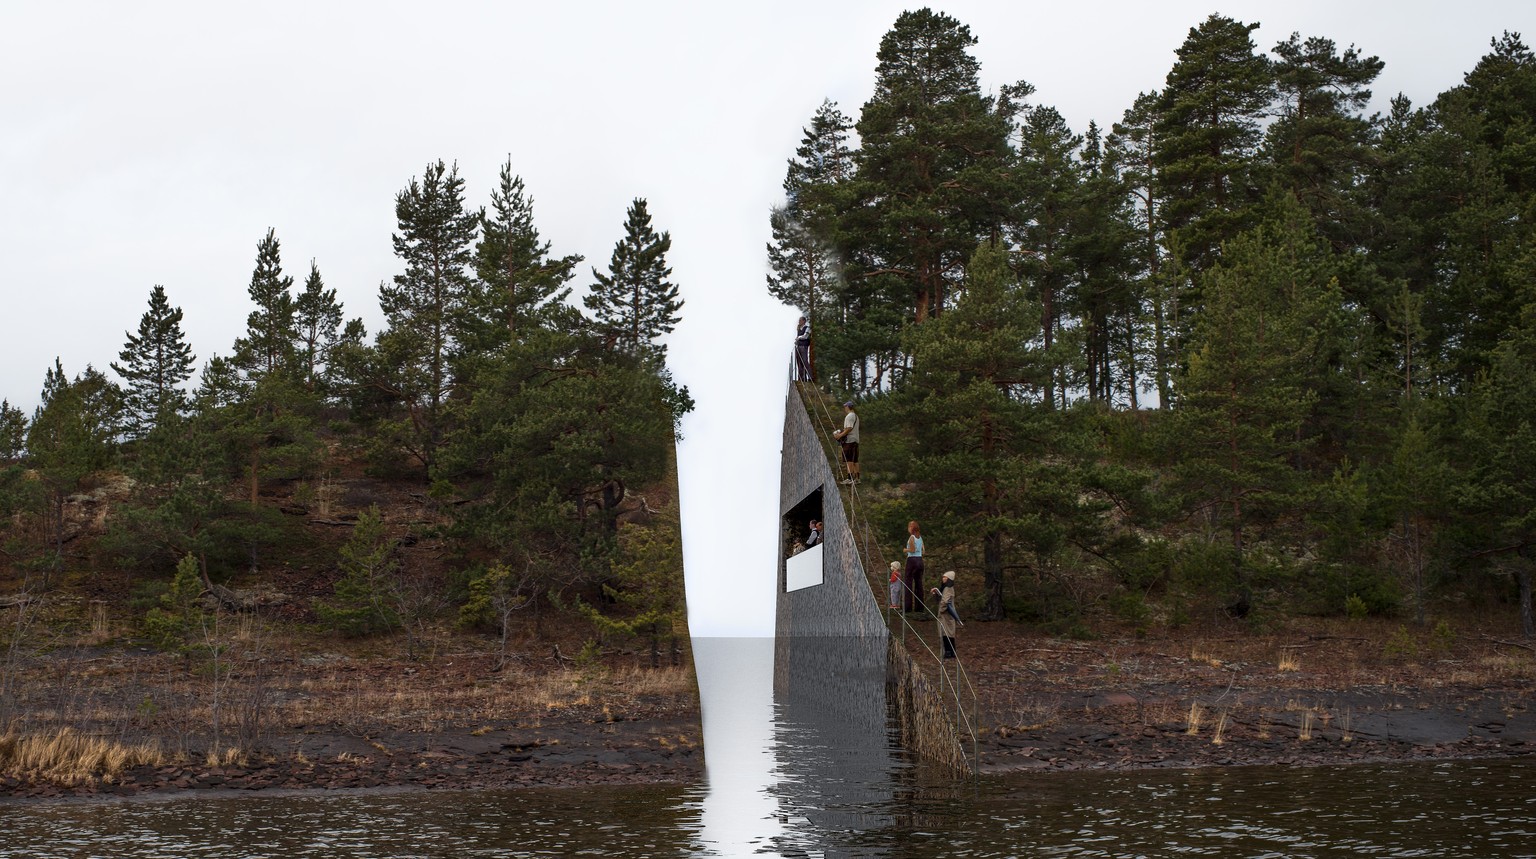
left=0, top=643, right=704, bottom=803
left=5, top=619, right=1534, bottom=801
left=956, top=620, right=1535, bottom=775
left=978, top=688, right=1531, bottom=774
left=0, top=718, right=703, bottom=802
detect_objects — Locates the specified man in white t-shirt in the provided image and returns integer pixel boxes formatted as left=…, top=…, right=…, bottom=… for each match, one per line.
left=833, top=400, right=861, bottom=484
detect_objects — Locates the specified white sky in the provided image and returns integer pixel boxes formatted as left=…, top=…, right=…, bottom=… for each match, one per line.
left=1, top=1, right=1525, bottom=635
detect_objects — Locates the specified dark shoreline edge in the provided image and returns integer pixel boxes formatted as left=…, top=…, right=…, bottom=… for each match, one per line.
left=7, top=701, right=1535, bottom=803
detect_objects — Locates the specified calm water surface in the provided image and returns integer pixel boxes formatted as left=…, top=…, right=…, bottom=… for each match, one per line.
left=2, top=638, right=1532, bottom=858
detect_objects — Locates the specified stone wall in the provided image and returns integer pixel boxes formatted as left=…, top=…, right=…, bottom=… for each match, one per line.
left=775, top=383, right=973, bottom=773
left=775, top=385, right=886, bottom=641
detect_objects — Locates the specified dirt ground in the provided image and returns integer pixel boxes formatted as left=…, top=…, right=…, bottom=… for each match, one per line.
left=935, top=617, right=1536, bottom=773
left=6, top=607, right=1535, bottom=800
left=0, top=631, right=702, bottom=800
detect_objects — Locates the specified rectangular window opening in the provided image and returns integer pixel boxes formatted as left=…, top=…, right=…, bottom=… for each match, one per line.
left=784, top=487, right=824, bottom=592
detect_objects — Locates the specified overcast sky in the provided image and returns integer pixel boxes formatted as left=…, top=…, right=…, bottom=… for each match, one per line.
left=2, top=1, right=1525, bottom=636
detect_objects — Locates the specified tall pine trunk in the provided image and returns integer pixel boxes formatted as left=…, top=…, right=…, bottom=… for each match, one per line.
left=982, top=528, right=1004, bottom=621
left=1519, top=564, right=1534, bottom=639
left=981, top=417, right=1005, bottom=620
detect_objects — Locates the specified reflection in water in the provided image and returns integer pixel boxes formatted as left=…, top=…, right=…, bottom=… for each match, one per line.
left=765, top=634, right=903, bottom=858
left=0, top=785, right=702, bottom=858
left=693, top=636, right=783, bottom=855
left=4, top=639, right=1535, bottom=857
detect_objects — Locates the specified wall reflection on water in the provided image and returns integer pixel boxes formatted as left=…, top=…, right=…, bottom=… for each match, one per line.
left=769, top=634, right=903, bottom=855
left=694, top=635, right=906, bottom=858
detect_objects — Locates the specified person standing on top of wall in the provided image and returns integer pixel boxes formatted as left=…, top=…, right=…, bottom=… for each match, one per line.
left=834, top=401, right=860, bottom=484
left=793, top=316, right=812, bottom=381
left=903, top=520, right=925, bottom=613
left=931, top=571, right=961, bottom=658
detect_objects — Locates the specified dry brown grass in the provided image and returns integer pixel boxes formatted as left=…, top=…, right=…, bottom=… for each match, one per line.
left=1142, top=699, right=1181, bottom=727
left=1211, top=710, right=1229, bottom=745
left=1277, top=648, right=1301, bottom=672
left=0, top=728, right=164, bottom=784
left=273, top=663, right=696, bottom=733
left=204, top=746, right=246, bottom=768
left=1006, top=697, right=1062, bottom=731
left=1444, top=653, right=1535, bottom=686
left=1186, top=702, right=1205, bottom=735
left=1189, top=645, right=1222, bottom=668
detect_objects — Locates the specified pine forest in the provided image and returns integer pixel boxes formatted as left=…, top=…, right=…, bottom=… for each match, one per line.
left=1, top=159, right=692, bottom=675
left=768, top=10, right=1536, bottom=638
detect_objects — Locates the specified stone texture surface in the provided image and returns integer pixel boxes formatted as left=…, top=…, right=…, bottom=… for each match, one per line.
left=775, top=385, right=886, bottom=641
left=776, top=383, right=972, bottom=772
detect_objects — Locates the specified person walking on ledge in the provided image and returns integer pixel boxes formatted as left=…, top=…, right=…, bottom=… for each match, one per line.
left=903, top=520, right=925, bottom=613
left=833, top=400, right=860, bottom=484
left=932, top=571, right=961, bottom=658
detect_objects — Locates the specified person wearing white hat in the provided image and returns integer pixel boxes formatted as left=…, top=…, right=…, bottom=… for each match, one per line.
left=931, top=570, right=961, bottom=658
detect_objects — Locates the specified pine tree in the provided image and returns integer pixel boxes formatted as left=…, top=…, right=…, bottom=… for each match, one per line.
left=1459, top=32, right=1536, bottom=196
left=220, top=230, right=328, bottom=507
left=1459, top=268, right=1536, bottom=637
left=1375, top=417, right=1451, bottom=625
left=375, top=160, right=480, bottom=474
left=1154, top=14, right=1273, bottom=276
left=448, top=327, right=680, bottom=579
left=766, top=206, right=840, bottom=381
left=194, top=355, right=243, bottom=411
left=903, top=242, right=1054, bottom=620
left=580, top=509, right=687, bottom=667
left=111, top=285, right=196, bottom=439
left=766, top=100, right=856, bottom=383
left=27, top=361, right=121, bottom=580
left=1013, top=105, right=1086, bottom=409
left=1070, top=122, right=1145, bottom=407
left=316, top=505, right=401, bottom=636
left=0, top=400, right=39, bottom=533
left=1108, top=90, right=1175, bottom=407
left=293, top=260, right=343, bottom=394
left=1404, top=34, right=1536, bottom=390
left=1265, top=33, right=1383, bottom=249
left=584, top=198, right=682, bottom=358
left=108, top=409, right=230, bottom=578
left=232, top=228, right=296, bottom=380
left=142, top=553, right=208, bottom=654
left=766, top=205, right=841, bottom=316
left=848, top=9, right=1015, bottom=326
left=470, top=162, right=581, bottom=352
left=785, top=99, right=857, bottom=218
left=1169, top=209, right=1340, bottom=597
left=1361, top=94, right=1514, bottom=392
left=0, top=399, right=28, bottom=462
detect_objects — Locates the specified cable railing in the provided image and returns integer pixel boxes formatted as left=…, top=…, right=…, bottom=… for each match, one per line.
left=792, top=375, right=982, bottom=771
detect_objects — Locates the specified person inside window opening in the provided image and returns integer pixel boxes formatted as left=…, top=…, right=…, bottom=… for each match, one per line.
left=833, top=401, right=860, bottom=484
left=804, top=519, right=822, bottom=548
